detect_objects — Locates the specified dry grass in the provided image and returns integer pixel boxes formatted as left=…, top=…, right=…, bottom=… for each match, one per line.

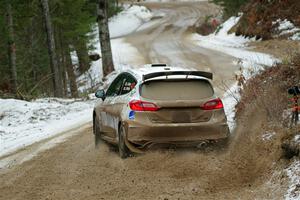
left=234, top=0, right=300, bottom=40
left=236, top=54, right=300, bottom=127
left=234, top=54, right=300, bottom=162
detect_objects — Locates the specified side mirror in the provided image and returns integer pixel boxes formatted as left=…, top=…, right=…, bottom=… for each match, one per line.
left=95, top=89, right=106, bottom=101
left=89, top=53, right=101, bottom=61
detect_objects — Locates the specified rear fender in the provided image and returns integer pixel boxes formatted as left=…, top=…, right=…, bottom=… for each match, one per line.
left=121, top=121, right=144, bottom=154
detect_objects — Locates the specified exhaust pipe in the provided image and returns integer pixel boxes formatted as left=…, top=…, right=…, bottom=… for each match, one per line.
left=197, top=141, right=208, bottom=149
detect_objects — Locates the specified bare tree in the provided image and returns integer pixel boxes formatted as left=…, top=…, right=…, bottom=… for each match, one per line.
left=40, top=0, right=63, bottom=97
left=97, top=0, right=115, bottom=78
left=6, top=1, right=18, bottom=94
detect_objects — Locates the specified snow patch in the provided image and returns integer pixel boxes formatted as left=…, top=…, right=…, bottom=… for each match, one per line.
left=221, top=84, right=240, bottom=132
left=294, top=135, right=300, bottom=144
left=273, top=19, right=300, bottom=38
left=290, top=32, right=300, bottom=41
left=192, top=16, right=279, bottom=67
left=285, top=160, right=300, bottom=200
left=77, top=36, right=145, bottom=92
left=111, top=38, right=146, bottom=66
left=109, top=5, right=153, bottom=38
left=262, top=131, right=276, bottom=141
left=77, top=6, right=150, bottom=92
left=276, top=19, right=296, bottom=31
left=0, top=98, right=95, bottom=157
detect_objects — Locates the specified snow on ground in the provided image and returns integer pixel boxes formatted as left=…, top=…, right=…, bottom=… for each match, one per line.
left=109, top=5, right=152, bottom=38
left=285, top=160, right=300, bottom=200
left=221, top=84, right=240, bottom=132
left=0, top=98, right=95, bottom=157
left=77, top=6, right=150, bottom=92
left=290, top=32, right=300, bottom=41
left=192, top=15, right=279, bottom=68
left=77, top=36, right=145, bottom=92
left=273, top=19, right=300, bottom=40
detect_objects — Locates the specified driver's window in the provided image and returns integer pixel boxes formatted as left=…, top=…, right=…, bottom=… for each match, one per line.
left=120, top=75, right=137, bottom=95
left=106, top=74, right=126, bottom=97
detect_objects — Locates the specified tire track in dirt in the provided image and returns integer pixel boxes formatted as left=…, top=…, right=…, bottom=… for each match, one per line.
left=0, top=116, right=285, bottom=199
left=126, top=1, right=238, bottom=95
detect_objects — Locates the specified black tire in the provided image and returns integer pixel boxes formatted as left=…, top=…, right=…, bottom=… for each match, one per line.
left=118, top=124, right=130, bottom=159
left=94, top=116, right=102, bottom=148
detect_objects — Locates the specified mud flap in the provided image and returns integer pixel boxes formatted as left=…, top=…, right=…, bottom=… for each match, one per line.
left=123, top=122, right=144, bottom=154
left=124, top=139, right=144, bottom=154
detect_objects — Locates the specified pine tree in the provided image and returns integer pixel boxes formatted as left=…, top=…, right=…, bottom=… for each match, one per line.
left=97, top=0, right=115, bottom=78
left=40, top=0, right=63, bottom=97
left=6, top=0, right=18, bottom=95
left=0, top=0, right=120, bottom=98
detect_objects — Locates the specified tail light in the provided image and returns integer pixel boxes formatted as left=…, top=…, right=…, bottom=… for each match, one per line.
left=129, top=100, right=160, bottom=111
left=201, top=98, right=223, bottom=110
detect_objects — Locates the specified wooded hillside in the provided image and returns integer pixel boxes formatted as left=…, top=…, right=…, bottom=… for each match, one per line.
left=0, top=0, right=120, bottom=99
left=213, top=0, right=300, bottom=40
left=234, top=0, right=300, bottom=40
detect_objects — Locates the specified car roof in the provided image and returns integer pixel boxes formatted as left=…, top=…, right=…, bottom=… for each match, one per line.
left=123, top=64, right=212, bottom=82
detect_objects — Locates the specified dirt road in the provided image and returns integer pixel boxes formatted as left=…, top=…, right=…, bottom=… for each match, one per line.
left=0, top=121, right=285, bottom=200
left=126, top=1, right=239, bottom=95
left=0, top=2, right=286, bottom=200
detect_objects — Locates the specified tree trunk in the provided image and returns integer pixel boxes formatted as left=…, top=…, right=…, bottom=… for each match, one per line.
left=40, top=0, right=63, bottom=97
left=57, top=26, right=68, bottom=96
left=29, top=17, right=37, bottom=83
left=65, top=48, right=79, bottom=98
left=97, top=0, right=115, bottom=78
left=74, top=39, right=90, bottom=73
left=6, top=1, right=18, bottom=95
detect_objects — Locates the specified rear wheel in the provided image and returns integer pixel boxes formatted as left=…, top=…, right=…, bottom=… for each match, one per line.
left=118, top=124, right=130, bottom=159
left=94, top=116, right=102, bottom=148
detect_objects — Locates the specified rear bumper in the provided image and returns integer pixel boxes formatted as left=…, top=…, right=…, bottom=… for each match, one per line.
left=126, top=122, right=230, bottom=146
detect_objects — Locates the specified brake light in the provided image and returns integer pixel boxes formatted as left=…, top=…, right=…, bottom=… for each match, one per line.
left=201, top=98, right=223, bottom=110
left=129, top=100, right=159, bottom=111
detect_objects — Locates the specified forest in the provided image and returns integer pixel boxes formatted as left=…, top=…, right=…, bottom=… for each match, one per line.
left=0, top=0, right=120, bottom=99
left=212, top=0, right=249, bottom=17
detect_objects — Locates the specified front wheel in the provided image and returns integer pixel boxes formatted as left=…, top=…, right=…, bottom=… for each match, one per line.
left=118, top=124, right=130, bottom=159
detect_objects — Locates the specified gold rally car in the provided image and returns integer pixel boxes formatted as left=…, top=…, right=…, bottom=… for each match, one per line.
left=93, top=64, right=230, bottom=158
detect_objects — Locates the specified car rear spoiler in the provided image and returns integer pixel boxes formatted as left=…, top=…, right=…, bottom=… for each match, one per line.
left=142, top=71, right=213, bottom=81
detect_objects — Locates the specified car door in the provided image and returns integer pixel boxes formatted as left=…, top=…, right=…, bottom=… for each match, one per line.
left=100, top=74, right=126, bottom=138
left=101, top=73, right=137, bottom=139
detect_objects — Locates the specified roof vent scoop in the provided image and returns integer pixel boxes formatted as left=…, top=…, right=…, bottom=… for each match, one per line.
left=151, top=64, right=167, bottom=67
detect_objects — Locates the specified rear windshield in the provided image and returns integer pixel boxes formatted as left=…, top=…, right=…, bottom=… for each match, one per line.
left=141, top=79, right=214, bottom=100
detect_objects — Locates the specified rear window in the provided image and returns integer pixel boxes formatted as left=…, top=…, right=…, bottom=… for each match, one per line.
left=141, top=79, right=214, bottom=100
